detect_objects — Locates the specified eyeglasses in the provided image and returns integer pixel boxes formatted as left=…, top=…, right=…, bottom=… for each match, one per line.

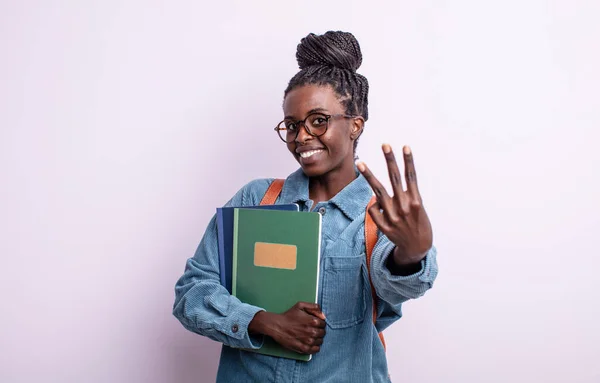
left=274, top=113, right=357, bottom=143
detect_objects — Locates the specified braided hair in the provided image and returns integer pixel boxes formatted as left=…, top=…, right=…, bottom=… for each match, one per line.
left=284, top=31, right=369, bottom=153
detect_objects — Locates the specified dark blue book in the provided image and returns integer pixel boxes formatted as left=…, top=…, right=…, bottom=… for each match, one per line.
left=216, top=204, right=299, bottom=293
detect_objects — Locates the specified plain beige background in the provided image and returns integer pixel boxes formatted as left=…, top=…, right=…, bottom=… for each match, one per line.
left=1, top=1, right=599, bottom=382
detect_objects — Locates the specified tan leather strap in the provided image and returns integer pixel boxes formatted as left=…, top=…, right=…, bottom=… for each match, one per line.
left=260, top=180, right=385, bottom=349
left=259, top=179, right=285, bottom=205
left=365, top=196, right=386, bottom=349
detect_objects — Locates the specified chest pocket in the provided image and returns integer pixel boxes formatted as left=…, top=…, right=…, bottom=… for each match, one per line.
left=321, top=255, right=368, bottom=329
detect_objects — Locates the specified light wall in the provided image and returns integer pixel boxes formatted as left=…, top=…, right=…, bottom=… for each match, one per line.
left=1, top=1, right=599, bottom=382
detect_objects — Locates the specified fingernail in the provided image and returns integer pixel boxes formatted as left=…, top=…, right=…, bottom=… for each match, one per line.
left=356, top=161, right=365, bottom=172
left=382, top=143, right=392, bottom=154
left=403, top=145, right=411, bottom=155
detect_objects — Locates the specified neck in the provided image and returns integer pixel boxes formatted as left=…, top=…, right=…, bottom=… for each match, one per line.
left=308, top=158, right=357, bottom=204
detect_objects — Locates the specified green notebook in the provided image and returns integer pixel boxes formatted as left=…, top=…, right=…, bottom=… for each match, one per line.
left=232, top=208, right=322, bottom=361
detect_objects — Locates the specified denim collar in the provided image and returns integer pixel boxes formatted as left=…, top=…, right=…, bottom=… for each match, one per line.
left=280, top=168, right=374, bottom=220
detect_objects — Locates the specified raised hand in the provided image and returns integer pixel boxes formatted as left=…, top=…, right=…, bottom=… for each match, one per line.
left=356, top=144, right=433, bottom=266
left=249, top=302, right=326, bottom=355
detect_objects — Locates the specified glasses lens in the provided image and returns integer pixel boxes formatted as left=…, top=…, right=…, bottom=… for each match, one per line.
left=277, top=121, right=296, bottom=143
left=305, top=113, right=328, bottom=137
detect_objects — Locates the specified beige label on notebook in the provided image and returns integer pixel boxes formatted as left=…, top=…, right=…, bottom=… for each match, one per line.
left=254, top=242, right=297, bottom=270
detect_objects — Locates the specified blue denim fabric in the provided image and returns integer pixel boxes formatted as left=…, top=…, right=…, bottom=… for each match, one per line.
left=173, top=168, right=438, bottom=382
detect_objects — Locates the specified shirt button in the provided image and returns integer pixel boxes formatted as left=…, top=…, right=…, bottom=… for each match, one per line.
left=318, top=207, right=326, bottom=215
left=232, top=324, right=239, bottom=333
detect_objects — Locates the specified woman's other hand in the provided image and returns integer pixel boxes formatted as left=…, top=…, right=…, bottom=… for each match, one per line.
left=357, top=145, right=433, bottom=267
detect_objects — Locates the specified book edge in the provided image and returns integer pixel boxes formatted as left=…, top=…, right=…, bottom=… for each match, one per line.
left=231, top=208, right=239, bottom=296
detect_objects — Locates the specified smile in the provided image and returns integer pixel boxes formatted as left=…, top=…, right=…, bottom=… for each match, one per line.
left=299, top=149, right=324, bottom=159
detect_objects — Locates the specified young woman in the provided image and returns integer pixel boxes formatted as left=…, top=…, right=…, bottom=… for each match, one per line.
left=173, top=31, right=438, bottom=382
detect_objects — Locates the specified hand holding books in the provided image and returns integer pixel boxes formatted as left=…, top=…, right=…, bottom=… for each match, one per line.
left=248, top=302, right=326, bottom=355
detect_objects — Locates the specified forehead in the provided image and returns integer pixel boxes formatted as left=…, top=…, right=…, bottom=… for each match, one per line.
left=283, top=85, right=342, bottom=118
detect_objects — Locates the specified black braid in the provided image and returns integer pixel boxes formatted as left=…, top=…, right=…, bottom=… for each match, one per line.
left=284, top=31, right=369, bottom=153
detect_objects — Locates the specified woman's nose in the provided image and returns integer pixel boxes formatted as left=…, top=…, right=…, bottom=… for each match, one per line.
left=295, top=123, right=313, bottom=144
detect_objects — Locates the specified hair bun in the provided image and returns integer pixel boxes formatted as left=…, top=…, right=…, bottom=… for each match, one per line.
left=296, top=31, right=363, bottom=72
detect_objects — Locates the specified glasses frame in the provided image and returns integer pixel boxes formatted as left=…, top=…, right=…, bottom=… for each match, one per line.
left=274, top=113, right=358, bottom=143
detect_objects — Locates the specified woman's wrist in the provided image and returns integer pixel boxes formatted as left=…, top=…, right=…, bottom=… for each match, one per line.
left=248, top=310, right=277, bottom=337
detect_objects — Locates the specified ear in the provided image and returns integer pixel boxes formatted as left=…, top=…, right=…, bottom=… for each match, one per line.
left=350, top=117, right=365, bottom=141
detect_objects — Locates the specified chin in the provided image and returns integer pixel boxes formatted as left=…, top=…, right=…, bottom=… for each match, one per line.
left=298, top=161, right=326, bottom=177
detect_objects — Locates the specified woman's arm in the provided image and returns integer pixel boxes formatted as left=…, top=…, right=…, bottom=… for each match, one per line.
left=356, top=145, right=438, bottom=307
left=172, top=180, right=271, bottom=349
left=172, top=213, right=267, bottom=349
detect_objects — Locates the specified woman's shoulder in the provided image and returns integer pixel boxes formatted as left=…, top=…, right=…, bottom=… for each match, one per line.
left=241, top=178, right=275, bottom=198
left=228, top=178, right=276, bottom=207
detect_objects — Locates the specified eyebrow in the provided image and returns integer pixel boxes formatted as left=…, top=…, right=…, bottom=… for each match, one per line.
left=284, top=107, right=329, bottom=120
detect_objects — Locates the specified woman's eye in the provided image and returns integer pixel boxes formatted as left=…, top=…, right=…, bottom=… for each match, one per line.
left=312, top=117, right=327, bottom=126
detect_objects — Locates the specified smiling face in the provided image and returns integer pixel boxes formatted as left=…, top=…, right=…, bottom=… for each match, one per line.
left=283, top=85, right=363, bottom=178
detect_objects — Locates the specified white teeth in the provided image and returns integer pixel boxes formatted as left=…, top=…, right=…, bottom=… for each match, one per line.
left=299, top=150, right=323, bottom=159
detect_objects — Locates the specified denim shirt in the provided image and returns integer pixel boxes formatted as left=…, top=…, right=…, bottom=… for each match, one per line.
left=173, top=168, right=438, bottom=383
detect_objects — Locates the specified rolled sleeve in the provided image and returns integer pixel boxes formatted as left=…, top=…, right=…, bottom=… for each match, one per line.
left=211, top=293, right=266, bottom=349
left=370, top=236, right=438, bottom=306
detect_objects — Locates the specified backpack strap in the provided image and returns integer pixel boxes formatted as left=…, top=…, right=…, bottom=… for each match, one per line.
left=260, top=180, right=385, bottom=349
left=260, top=179, right=285, bottom=205
left=365, top=196, right=386, bottom=349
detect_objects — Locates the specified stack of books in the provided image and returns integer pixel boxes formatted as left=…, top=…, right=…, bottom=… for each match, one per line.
left=216, top=204, right=322, bottom=361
